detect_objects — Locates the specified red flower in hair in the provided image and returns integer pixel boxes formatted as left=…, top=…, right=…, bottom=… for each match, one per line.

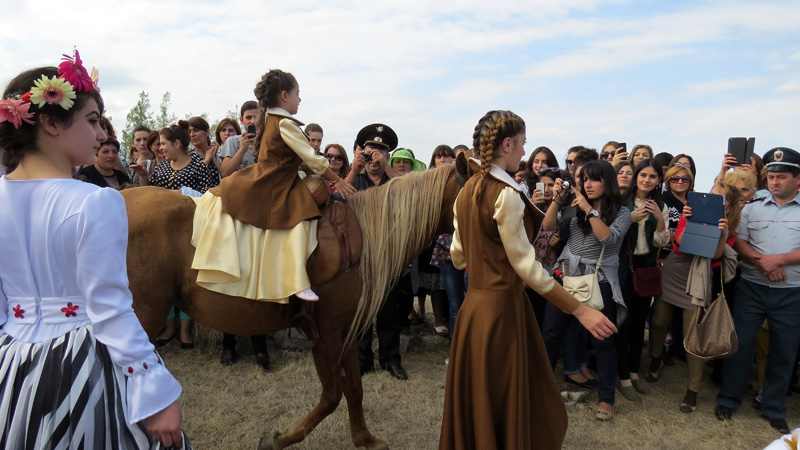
left=21, top=92, right=31, bottom=102
left=58, top=49, right=94, bottom=93
left=0, top=99, right=35, bottom=129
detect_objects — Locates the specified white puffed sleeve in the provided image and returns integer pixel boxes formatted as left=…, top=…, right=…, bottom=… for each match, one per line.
left=280, top=119, right=330, bottom=175
left=494, top=187, right=555, bottom=295
left=450, top=193, right=466, bottom=270
left=76, top=188, right=181, bottom=425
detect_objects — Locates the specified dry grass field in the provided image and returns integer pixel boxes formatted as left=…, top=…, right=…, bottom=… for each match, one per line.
left=159, top=310, right=799, bottom=450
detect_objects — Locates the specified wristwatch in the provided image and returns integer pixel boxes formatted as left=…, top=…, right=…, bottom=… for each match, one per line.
left=586, top=209, right=601, bottom=221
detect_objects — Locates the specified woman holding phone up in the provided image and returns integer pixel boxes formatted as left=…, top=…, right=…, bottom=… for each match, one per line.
left=541, top=160, right=630, bottom=420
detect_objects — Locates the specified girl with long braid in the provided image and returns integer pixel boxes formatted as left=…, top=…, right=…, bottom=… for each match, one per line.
left=440, top=111, right=615, bottom=450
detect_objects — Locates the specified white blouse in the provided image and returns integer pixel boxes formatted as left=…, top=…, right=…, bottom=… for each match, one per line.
left=0, top=177, right=181, bottom=424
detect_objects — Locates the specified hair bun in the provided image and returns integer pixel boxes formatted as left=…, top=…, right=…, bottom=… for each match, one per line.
left=177, top=120, right=189, bottom=129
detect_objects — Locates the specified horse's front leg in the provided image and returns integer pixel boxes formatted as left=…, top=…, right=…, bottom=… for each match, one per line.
left=258, top=332, right=344, bottom=450
left=340, top=339, right=388, bottom=450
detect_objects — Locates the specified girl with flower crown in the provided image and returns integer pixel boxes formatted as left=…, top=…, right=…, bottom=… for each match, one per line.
left=0, top=51, right=186, bottom=449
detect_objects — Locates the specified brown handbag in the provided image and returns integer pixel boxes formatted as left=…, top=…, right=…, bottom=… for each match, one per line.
left=628, top=247, right=662, bottom=297
left=684, top=287, right=738, bottom=359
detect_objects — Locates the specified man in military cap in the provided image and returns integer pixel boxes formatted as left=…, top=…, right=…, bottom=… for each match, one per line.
left=346, top=124, right=409, bottom=380
left=715, top=147, right=800, bottom=434
left=344, top=123, right=398, bottom=190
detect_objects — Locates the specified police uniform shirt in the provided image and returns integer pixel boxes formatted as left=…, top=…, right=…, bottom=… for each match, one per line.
left=736, top=192, right=800, bottom=288
left=352, top=172, right=390, bottom=192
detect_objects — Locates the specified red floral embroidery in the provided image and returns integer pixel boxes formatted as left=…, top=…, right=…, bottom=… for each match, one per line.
left=142, top=363, right=149, bottom=370
left=12, top=305, right=24, bottom=319
left=61, top=302, right=79, bottom=318
left=128, top=366, right=134, bottom=374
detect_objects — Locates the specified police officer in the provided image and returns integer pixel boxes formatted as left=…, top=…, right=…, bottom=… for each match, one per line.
left=349, top=124, right=410, bottom=380
left=345, top=123, right=398, bottom=190
left=715, top=147, right=800, bottom=434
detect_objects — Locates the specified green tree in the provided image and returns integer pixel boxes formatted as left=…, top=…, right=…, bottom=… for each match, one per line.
left=121, top=91, right=155, bottom=159
left=154, top=92, right=178, bottom=130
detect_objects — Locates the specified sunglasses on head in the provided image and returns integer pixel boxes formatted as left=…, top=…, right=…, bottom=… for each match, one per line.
left=538, top=167, right=560, bottom=174
left=670, top=175, right=691, bottom=183
left=325, top=154, right=343, bottom=161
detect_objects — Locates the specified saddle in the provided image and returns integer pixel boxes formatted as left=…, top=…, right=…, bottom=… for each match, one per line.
left=303, top=176, right=363, bottom=287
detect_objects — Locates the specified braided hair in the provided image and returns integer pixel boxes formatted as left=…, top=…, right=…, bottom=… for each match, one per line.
left=252, top=69, right=298, bottom=157
left=471, top=110, right=525, bottom=202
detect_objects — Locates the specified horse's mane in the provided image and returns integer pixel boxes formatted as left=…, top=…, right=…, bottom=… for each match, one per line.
left=345, top=165, right=455, bottom=349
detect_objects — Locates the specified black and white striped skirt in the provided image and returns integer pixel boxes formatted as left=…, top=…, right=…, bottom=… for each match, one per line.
left=0, top=326, right=190, bottom=449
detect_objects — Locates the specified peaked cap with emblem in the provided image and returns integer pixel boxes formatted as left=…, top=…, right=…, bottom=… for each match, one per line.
left=763, top=147, right=800, bottom=172
left=356, top=123, right=398, bottom=151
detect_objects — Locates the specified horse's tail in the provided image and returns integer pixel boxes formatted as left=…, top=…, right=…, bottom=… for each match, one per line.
left=344, top=165, right=454, bottom=352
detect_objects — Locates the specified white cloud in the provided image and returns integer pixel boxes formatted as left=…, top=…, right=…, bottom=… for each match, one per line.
left=0, top=0, right=797, bottom=188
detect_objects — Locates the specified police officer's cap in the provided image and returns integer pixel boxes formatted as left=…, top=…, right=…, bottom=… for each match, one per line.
left=763, top=147, right=800, bottom=173
left=356, top=124, right=398, bottom=152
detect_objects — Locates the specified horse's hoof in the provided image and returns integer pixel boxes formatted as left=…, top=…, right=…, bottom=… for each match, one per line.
left=257, top=431, right=282, bottom=450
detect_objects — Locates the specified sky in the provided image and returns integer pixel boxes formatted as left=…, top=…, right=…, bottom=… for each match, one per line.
left=1, top=0, right=799, bottom=188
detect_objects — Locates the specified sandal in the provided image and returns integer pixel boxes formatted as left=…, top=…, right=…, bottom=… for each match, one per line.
left=595, top=403, right=615, bottom=421
left=434, top=325, right=450, bottom=337
left=680, top=389, right=698, bottom=413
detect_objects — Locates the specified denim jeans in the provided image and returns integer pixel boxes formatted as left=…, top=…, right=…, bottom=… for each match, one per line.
left=561, top=319, right=589, bottom=375
left=440, top=260, right=467, bottom=336
left=543, top=282, right=618, bottom=404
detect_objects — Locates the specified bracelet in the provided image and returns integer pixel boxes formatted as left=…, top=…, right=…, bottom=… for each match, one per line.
left=553, top=198, right=563, bottom=205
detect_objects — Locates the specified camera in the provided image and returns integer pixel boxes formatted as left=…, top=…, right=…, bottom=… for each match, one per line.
left=562, top=180, right=570, bottom=190
left=363, top=151, right=373, bottom=162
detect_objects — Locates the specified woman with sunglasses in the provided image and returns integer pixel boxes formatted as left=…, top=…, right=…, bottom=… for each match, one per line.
left=323, top=143, right=350, bottom=195
left=648, top=184, right=740, bottom=413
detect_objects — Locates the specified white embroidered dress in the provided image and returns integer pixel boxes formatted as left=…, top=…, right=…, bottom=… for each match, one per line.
left=0, top=177, right=182, bottom=449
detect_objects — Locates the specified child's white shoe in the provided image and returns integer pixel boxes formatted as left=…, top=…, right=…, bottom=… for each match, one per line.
left=296, top=288, right=319, bottom=301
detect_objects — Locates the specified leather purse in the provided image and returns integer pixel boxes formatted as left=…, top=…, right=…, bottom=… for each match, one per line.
left=562, top=245, right=605, bottom=311
left=628, top=246, right=662, bottom=297
left=684, top=285, right=738, bottom=359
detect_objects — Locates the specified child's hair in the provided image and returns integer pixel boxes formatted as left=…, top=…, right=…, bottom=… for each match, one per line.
left=576, top=160, right=622, bottom=235
left=471, top=110, right=525, bottom=202
left=160, top=121, right=191, bottom=152
left=187, top=116, right=211, bottom=146
left=0, top=66, right=104, bottom=171
left=214, top=118, right=241, bottom=144
left=252, top=69, right=298, bottom=157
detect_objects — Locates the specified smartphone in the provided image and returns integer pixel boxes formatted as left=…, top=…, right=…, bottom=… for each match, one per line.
left=617, top=142, right=627, bottom=155
left=247, top=124, right=256, bottom=136
left=745, top=137, right=756, bottom=165
left=728, top=137, right=749, bottom=166
left=535, top=182, right=545, bottom=197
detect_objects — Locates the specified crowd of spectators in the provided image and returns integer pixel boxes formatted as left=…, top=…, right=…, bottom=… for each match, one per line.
left=67, top=108, right=800, bottom=435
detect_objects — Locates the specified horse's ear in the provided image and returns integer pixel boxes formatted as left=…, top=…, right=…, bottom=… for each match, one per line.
left=455, top=152, right=469, bottom=180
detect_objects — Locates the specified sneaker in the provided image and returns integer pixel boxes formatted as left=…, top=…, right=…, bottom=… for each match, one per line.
left=296, top=288, right=319, bottom=301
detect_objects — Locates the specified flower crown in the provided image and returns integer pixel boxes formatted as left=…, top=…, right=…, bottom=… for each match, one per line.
left=0, top=48, right=99, bottom=129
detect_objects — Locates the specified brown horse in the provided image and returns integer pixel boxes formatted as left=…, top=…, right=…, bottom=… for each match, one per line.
left=121, top=164, right=462, bottom=449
